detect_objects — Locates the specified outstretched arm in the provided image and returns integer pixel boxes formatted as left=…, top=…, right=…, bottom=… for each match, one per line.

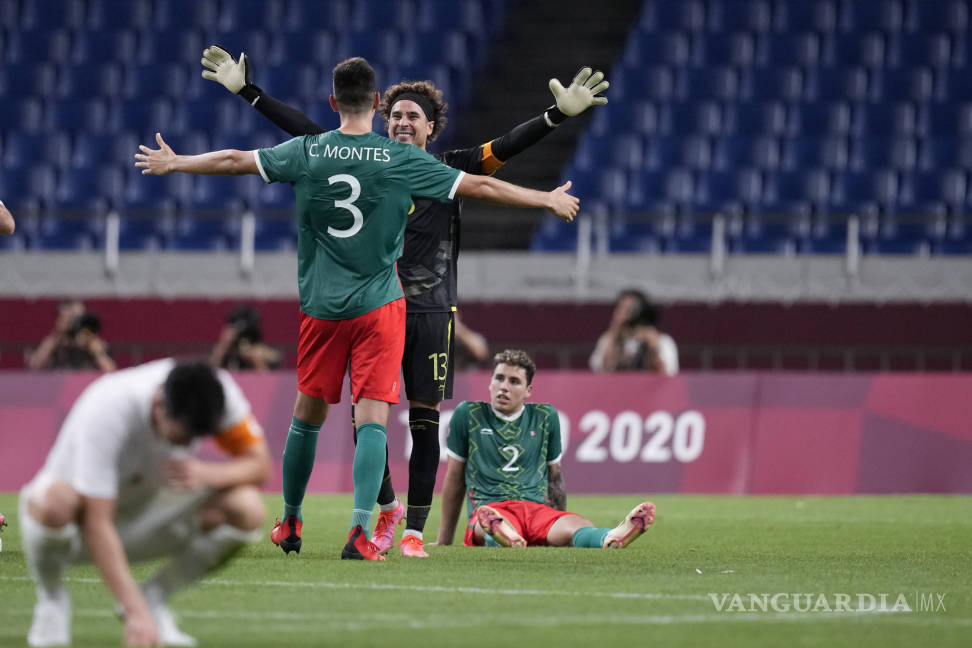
left=0, top=201, right=14, bottom=236
left=201, top=46, right=326, bottom=136
left=484, top=67, right=609, bottom=171
left=456, top=175, right=578, bottom=222
left=435, top=457, right=467, bottom=545
left=135, top=133, right=258, bottom=176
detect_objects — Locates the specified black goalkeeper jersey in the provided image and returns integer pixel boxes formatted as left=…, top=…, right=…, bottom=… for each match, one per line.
left=400, top=146, right=488, bottom=314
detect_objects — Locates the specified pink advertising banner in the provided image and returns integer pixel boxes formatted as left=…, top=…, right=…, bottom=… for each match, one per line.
left=1, top=370, right=970, bottom=494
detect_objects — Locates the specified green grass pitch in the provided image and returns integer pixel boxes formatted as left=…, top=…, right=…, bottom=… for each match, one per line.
left=0, top=494, right=968, bottom=647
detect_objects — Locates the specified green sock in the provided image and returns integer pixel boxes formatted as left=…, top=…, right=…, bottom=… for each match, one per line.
left=351, top=423, right=387, bottom=531
left=572, top=527, right=610, bottom=548
left=281, top=416, right=321, bottom=522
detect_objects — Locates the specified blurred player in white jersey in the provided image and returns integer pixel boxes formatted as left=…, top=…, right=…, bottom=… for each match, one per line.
left=19, top=359, right=272, bottom=647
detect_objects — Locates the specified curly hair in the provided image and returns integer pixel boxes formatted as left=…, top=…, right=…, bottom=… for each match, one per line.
left=378, top=80, right=449, bottom=142
left=492, top=349, right=536, bottom=386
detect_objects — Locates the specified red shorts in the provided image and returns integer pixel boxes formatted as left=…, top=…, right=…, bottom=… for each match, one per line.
left=297, top=298, right=405, bottom=404
left=463, top=500, right=578, bottom=547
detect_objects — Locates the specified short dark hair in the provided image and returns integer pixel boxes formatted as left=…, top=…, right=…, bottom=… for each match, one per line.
left=492, top=349, right=536, bottom=386
left=618, top=289, right=658, bottom=327
left=378, top=80, right=449, bottom=142
left=163, top=362, right=225, bottom=437
left=332, top=57, right=376, bottom=114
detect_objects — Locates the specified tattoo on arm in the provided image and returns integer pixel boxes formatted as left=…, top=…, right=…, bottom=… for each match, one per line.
left=547, top=465, right=567, bottom=511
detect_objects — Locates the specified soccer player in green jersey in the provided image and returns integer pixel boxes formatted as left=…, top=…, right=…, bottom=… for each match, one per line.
left=436, top=349, right=656, bottom=549
left=200, top=44, right=608, bottom=557
left=136, top=57, right=578, bottom=561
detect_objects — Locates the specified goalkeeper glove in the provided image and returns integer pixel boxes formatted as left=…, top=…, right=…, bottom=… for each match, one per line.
left=201, top=45, right=262, bottom=102
left=545, top=66, right=609, bottom=125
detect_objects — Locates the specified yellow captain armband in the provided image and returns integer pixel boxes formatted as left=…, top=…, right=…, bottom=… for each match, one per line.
left=481, top=141, right=504, bottom=175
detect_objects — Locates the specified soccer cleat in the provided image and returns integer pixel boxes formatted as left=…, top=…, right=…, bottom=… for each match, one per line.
left=341, top=525, right=386, bottom=561
left=28, top=586, right=70, bottom=647
left=370, top=499, right=405, bottom=555
left=603, top=501, right=656, bottom=549
left=399, top=534, right=429, bottom=558
left=270, top=516, right=302, bottom=554
left=475, top=506, right=526, bottom=548
left=142, top=583, right=197, bottom=647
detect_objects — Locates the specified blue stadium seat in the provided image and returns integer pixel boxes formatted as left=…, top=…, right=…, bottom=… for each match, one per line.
left=0, top=1, right=18, bottom=29
left=5, top=27, right=71, bottom=63
left=120, top=170, right=192, bottom=213
left=707, top=0, right=771, bottom=31
left=952, top=36, right=972, bottom=67
left=575, top=135, right=644, bottom=171
left=740, top=67, right=804, bottom=102
left=117, top=216, right=170, bottom=251
left=937, top=218, right=972, bottom=254
left=154, top=0, right=219, bottom=29
left=617, top=65, right=675, bottom=101
left=46, top=99, right=110, bottom=135
left=840, top=0, right=904, bottom=32
left=33, top=217, right=99, bottom=251
left=0, top=62, right=57, bottom=95
left=51, top=167, right=125, bottom=211
left=20, top=0, right=85, bottom=29
left=756, top=32, right=820, bottom=67
left=2, top=133, right=71, bottom=169
left=409, top=29, right=470, bottom=69
left=660, top=102, right=722, bottom=135
left=693, top=32, right=756, bottom=66
left=676, top=67, right=739, bottom=101
left=918, top=138, right=972, bottom=170
left=787, top=102, right=853, bottom=136
left=693, top=168, right=763, bottom=214
left=645, top=135, right=712, bottom=170
left=641, top=0, right=706, bottom=31
left=184, top=175, right=250, bottom=216
left=259, top=62, right=321, bottom=99
left=532, top=217, right=578, bottom=252
left=122, top=64, right=188, bottom=99
left=623, top=31, right=691, bottom=67
left=822, top=32, right=886, bottom=67
left=917, top=103, right=972, bottom=137
left=176, top=98, right=241, bottom=134
left=55, top=62, right=123, bottom=98
left=907, top=0, right=968, bottom=33
left=87, top=0, right=152, bottom=29
left=887, top=33, right=951, bottom=67
left=723, top=102, right=787, bottom=136
left=217, top=0, right=284, bottom=31
left=0, top=166, right=57, bottom=210
left=850, top=138, right=917, bottom=171
left=137, top=29, right=205, bottom=64
left=853, top=103, right=917, bottom=136
left=869, top=218, right=933, bottom=255
left=607, top=219, right=664, bottom=253
left=805, top=216, right=849, bottom=254
left=0, top=98, right=44, bottom=133
left=712, top=136, right=780, bottom=170
left=589, top=101, right=658, bottom=137
left=826, top=169, right=899, bottom=215
left=71, top=29, right=137, bottom=64
left=413, top=0, right=484, bottom=33
left=625, top=168, right=695, bottom=214
left=870, top=68, right=933, bottom=103
left=735, top=214, right=802, bottom=254
left=71, top=132, right=139, bottom=169
left=109, top=99, right=176, bottom=139
left=896, top=169, right=967, bottom=214
left=773, top=0, right=837, bottom=32
left=254, top=216, right=298, bottom=251
left=756, top=168, right=830, bottom=214
left=936, top=68, right=972, bottom=102
left=805, top=67, right=869, bottom=102
left=268, top=30, right=337, bottom=69
left=781, top=137, right=849, bottom=170
left=168, top=217, right=238, bottom=251
left=670, top=215, right=714, bottom=253
left=281, top=0, right=352, bottom=32
left=253, top=179, right=296, bottom=215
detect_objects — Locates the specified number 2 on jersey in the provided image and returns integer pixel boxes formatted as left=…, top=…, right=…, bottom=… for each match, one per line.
left=327, top=174, right=363, bottom=238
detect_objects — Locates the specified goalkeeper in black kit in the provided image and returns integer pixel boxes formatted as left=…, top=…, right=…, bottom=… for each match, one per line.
left=200, top=45, right=609, bottom=558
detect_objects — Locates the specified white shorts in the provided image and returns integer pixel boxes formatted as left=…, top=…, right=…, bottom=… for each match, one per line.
left=20, top=474, right=213, bottom=564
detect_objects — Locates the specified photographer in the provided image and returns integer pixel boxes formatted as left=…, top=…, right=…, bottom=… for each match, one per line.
left=210, top=304, right=282, bottom=371
left=27, top=300, right=116, bottom=372
left=589, top=289, right=679, bottom=376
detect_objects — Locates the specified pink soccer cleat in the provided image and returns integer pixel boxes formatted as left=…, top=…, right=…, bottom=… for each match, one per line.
left=370, top=500, right=405, bottom=555
left=603, top=501, right=656, bottom=549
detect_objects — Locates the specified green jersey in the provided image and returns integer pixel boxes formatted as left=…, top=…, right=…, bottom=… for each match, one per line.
left=255, top=131, right=464, bottom=320
left=446, top=400, right=563, bottom=518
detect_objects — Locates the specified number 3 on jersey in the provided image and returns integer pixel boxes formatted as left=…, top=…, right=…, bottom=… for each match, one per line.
left=327, top=174, right=363, bottom=238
